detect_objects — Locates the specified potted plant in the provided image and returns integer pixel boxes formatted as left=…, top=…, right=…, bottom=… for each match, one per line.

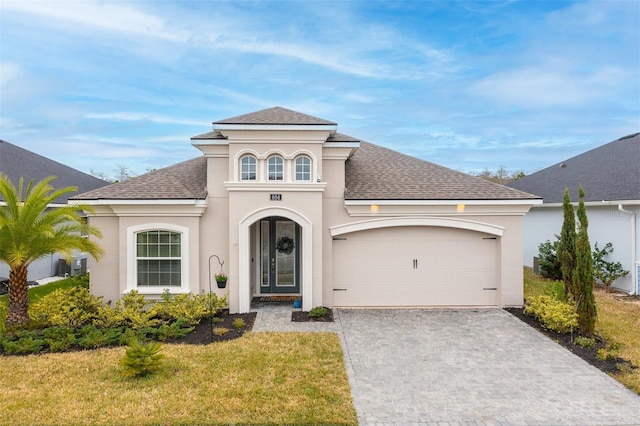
left=215, top=272, right=228, bottom=289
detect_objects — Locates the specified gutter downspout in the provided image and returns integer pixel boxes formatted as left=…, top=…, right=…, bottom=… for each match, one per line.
left=618, top=204, right=637, bottom=295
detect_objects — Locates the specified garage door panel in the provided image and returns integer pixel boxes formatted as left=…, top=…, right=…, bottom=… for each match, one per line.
left=333, top=226, right=498, bottom=307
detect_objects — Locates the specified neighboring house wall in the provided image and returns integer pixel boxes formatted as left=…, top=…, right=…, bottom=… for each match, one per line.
left=522, top=203, right=639, bottom=294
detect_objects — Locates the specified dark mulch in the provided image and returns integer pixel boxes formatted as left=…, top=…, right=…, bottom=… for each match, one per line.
left=291, top=308, right=334, bottom=322
left=505, top=307, right=634, bottom=375
left=168, top=310, right=257, bottom=345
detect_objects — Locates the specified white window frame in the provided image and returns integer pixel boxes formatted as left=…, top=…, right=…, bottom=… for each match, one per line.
left=126, top=223, right=190, bottom=295
left=240, top=155, right=257, bottom=181
left=267, top=155, right=284, bottom=181
left=295, top=155, right=312, bottom=181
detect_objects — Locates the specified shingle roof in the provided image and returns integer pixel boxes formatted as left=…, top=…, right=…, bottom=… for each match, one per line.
left=509, top=133, right=640, bottom=203
left=72, top=156, right=207, bottom=200
left=0, top=140, right=109, bottom=203
left=213, top=106, right=336, bottom=125
left=345, top=142, right=539, bottom=200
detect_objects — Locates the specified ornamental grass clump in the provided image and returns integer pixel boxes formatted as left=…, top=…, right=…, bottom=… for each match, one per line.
left=524, top=295, right=578, bottom=333
left=119, top=338, right=165, bottom=378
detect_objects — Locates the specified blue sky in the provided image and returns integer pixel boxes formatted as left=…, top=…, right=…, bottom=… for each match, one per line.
left=1, top=0, right=638, bottom=179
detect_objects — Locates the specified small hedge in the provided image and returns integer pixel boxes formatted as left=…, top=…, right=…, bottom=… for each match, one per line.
left=524, top=295, right=578, bottom=333
left=1, top=285, right=228, bottom=356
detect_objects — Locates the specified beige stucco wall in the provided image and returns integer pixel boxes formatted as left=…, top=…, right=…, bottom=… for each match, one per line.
left=87, top=127, right=533, bottom=311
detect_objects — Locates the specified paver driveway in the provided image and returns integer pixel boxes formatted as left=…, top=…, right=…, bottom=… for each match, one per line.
left=338, top=308, right=640, bottom=425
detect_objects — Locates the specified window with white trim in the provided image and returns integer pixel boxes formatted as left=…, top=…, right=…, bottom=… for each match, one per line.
left=268, top=155, right=284, bottom=181
left=295, top=155, right=311, bottom=181
left=240, top=155, right=257, bottom=181
left=136, top=230, right=181, bottom=286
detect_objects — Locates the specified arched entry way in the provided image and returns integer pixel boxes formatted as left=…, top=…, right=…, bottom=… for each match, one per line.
left=239, top=208, right=313, bottom=313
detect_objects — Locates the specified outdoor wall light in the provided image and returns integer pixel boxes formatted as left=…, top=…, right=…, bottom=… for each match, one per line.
left=457, top=204, right=465, bottom=213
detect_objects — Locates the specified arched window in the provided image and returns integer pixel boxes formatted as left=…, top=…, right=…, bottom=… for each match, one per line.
left=136, top=230, right=182, bottom=287
left=268, top=155, right=284, bottom=181
left=295, top=156, right=311, bottom=181
left=240, top=155, right=257, bottom=181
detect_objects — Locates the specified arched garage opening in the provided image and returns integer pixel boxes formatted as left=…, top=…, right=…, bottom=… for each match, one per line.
left=330, top=217, right=503, bottom=307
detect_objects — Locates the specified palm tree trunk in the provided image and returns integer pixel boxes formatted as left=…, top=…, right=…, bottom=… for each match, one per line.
left=7, top=264, right=30, bottom=327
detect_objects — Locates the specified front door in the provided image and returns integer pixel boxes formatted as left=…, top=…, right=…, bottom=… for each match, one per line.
left=260, top=218, right=300, bottom=294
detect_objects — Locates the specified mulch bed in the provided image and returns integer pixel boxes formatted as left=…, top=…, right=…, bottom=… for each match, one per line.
left=291, top=308, right=334, bottom=322
left=169, top=310, right=256, bottom=345
left=505, top=307, right=633, bottom=375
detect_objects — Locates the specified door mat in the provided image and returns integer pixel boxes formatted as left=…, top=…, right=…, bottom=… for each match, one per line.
left=258, top=296, right=298, bottom=302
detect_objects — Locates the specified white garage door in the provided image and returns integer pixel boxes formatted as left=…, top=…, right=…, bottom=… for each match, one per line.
left=332, top=226, right=498, bottom=307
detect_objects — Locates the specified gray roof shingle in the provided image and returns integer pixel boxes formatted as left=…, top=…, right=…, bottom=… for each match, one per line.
left=509, top=133, right=640, bottom=203
left=213, top=106, right=336, bottom=125
left=0, top=140, right=109, bottom=203
left=73, top=156, right=207, bottom=200
left=345, top=142, right=539, bottom=200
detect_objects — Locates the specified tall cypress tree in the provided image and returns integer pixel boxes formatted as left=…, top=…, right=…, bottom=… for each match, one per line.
left=573, top=185, right=596, bottom=335
left=557, top=188, right=576, bottom=301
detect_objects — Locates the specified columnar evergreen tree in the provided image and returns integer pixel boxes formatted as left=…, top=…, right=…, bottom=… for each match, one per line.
left=557, top=188, right=576, bottom=300
left=0, top=174, right=104, bottom=328
left=573, top=185, right=596, bottom=335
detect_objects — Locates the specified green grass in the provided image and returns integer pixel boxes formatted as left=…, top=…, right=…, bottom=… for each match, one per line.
left=0, top=276, right=82, bottom=304
left=0, top=332, right=357, bottom=425
left=523, top=267, right=640, bottom=394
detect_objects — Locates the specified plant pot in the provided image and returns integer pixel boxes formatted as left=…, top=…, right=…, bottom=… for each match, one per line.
left=216, top=280, right=227, bottom=289
left=293, top=300, right=301, bottom=309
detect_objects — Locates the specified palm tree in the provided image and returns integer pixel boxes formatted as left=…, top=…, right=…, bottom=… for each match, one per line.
left=0, top=174, right=104, bottom=328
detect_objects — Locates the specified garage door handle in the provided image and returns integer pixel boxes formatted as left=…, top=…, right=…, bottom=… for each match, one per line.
left=333, top=288, right=347, bottom=291
left=483, top=287, right=497, bottom=291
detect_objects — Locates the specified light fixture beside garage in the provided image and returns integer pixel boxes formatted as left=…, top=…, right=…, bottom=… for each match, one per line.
left=370, top=204, right=379, bottom=213
left=457, top=204, right=465, bottom=213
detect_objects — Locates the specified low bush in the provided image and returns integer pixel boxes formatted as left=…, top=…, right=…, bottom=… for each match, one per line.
left=2, top=335, right=45, bottom=355
left=152, top=291, right=227, bottom=326
left=119, top=339, right=165, bottom=378
left=29, top=286, right=103, bottom=329
left=524, top=295, right=578, bottom=333
left=574, top=336, right=595, bottom=348
left=213, top=327, right=229, bottom=336
left=232, top=318, right=246, bottom=329
left=308, top=306, right=328, bottom=319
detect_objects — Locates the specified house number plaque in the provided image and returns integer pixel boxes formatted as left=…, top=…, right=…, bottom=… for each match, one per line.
left=270, top=194, right=282, bottom=201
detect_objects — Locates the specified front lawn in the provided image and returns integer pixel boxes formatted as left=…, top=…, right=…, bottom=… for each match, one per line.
left=0, top=332, right=357, bottom=426
left=523, top=267, right=640, bottom=394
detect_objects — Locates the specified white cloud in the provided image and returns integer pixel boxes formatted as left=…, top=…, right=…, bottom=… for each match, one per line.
left=85, top=112, right=204, bottom=127
left=471, top=65, right=628, bottom=107
left=1, top=0, right=187, bottom=41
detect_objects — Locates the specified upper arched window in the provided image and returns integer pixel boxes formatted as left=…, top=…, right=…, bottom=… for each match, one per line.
left=268, top=156, right=284, bottom=181
left=240, top=155, right=257, bottom=181
left=295, top=156, right=311, bottom=181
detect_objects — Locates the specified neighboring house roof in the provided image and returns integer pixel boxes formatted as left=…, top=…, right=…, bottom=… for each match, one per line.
left=344, top=142, right=538, bottom=200
left=509, top=133, right=640, bottom=203
left=0, top=139, right=109, bottom=203
left=213, top=106, right=337, bottom=125
left=73, top=156, right=207, bottom=200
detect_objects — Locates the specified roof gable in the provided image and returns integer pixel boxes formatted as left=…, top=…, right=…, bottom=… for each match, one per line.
left=345, top=142, right=538, bottom=200
left=0, top=140, right=109, bottom=203
left=213, top=106, right=336, bottom=125
left=509, top=133, right=640, bottom=203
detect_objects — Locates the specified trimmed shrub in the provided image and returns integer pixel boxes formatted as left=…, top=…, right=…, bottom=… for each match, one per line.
left=152, top=291, right=227, bottom=326
left=524, top=295, right=578, bottom=333
left=537, top=239, right=562, bottom=280
left=94, top=291, right=160, bottom=330
left=29, top=287, right=103, bottom=328
left=308, top=306, right=328, bottom=319
left=231, top=318, right=246, bottom=329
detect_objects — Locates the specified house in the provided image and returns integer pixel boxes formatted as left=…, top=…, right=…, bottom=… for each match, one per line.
left=0, top=139, right=110, bottom=280
left=73, top=107, right=540, bottom=312
left=509, top=133, right=640, bottom=295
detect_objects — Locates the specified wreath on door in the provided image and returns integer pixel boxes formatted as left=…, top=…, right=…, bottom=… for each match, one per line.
left=276, top=236, right=295, bottom=255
